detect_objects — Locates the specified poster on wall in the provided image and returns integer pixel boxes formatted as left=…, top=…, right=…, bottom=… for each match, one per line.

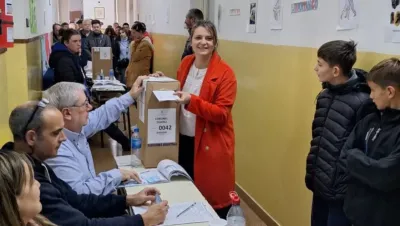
left=247, top=0, right=258, bottom=33
left=337, top=0, right=358, bottom=30
left=217, top=4, right=222, bottom=32
left=5, top=0, right=13, bottom=16
left=270, top=0, right=283, bottom=30
left=29, top=0, right=37, bottom=34
left=385, top=0, right=400, bottom=43
left=291, top=0, right=318, bottom=14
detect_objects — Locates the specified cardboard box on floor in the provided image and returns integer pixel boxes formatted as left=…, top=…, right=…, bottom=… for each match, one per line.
left=91, top=47, right=112, bottom=79
left=137, top=77, right=180, bottom=168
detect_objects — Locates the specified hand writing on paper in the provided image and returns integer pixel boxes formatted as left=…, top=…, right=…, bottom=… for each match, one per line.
left=126, top=187, right=161, bottom=206
left=174, top=91, right=191, bottom=104
left=129, top=75, right=149, bottom=99
left=120, top=169, right=141, bottom=183
left=141, top=201, right=169, bottom=226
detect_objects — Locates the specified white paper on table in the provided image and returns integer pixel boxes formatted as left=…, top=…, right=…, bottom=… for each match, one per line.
left=100, top=47, right=111, bottom=60
left=153, top=90, right=179, bottom=102
left=147, top=108, right=176, bottom=145
left=132, top=202, right=216, bottom=226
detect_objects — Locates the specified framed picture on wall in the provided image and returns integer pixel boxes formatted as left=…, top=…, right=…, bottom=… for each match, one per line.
left=94, top=7, right=105, bottom=19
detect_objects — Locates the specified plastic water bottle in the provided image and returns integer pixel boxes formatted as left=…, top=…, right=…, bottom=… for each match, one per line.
left=226, top=191, right=246, bottom=226
left=99, top=69, right=104, bottom=80
left=130, top=126, right=142, bottom=167
left=109, top=69, right=115, bottom=80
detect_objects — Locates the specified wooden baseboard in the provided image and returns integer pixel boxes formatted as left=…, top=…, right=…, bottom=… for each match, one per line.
left=235, top=183, right=280, bottom=226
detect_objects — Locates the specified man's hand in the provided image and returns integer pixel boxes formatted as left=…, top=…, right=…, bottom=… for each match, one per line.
left=120, top=169, right=141, bottom=183
left=126, top=187, right=160, bottom=206
left=129, top=75, right=148, bottom=99
left=141, top=201, right=169, bottom=226
left=149, top=71, right=164, bottom=77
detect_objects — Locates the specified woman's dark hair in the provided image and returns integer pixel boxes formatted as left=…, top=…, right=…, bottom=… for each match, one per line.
left=105, top=27, right=117, bottom=38
left=60, top=28, right=80, bottom=43
left=52, top=23, right=60, bottom=31
left=190, top=20, right=218, bottom=48
left=120, top=27, right=131, bottom=38
left=131, top=22, right=146, bottom=33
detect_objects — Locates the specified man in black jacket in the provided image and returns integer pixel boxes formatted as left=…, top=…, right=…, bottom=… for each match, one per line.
left=2, top=99, right=168, bottom=226
left=337, top=58, right=400, bottom=226
left=49, top=29, right=86, bottom=84
left=181, top=8, right=203, bottom=60
left=305, top=40, right=377, bottom=226
left=84, top=19, right=111, bottom=61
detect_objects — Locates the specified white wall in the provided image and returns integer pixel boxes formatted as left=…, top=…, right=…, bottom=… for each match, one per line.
left=211, top=0, right=399, bottom=55
left=116, top=0, right=127, bottom=24
left=83, top=0, right=115, bottom=27
left=69, top=0, right=83, bottom=12
left=137, top=0, right=400, bottom=55
left=13, top=0, right=55, bottom=39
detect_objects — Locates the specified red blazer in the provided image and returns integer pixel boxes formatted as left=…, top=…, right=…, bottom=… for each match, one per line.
left=177, top=52, right=237, bottom=209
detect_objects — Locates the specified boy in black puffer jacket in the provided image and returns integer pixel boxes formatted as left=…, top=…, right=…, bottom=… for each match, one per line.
left=338, top=58, right=400, bottom=226
left=305, top=40, right=377, bottom=226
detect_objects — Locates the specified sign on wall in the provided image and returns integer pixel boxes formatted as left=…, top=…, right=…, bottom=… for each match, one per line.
left=337, top=0, right=359, bottom=30
left=291, top=0, right=318, bottom=14
left=247, top=0, right=258, bottom=33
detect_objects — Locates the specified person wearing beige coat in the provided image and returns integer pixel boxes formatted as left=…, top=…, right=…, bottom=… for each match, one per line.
left=125, top=22, right=154, bottom=88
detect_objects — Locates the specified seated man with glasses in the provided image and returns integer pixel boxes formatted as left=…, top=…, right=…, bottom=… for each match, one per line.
left=1, top=91, right=168, bottom=226
left=40, top=79, right=146, bottom=196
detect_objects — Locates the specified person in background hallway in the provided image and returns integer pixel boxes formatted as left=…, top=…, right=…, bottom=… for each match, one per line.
left=181, top=8, right=204, bottom=60
left=49, top=29, right=86, bottom=84
left=76, top=19, right=83, bottom=30
left=84, top=19, right=111, bottom=61
left=0, top=151, right=56, bottom=226
left=305, top=40, right=377, bottom=226
left=133, top=21, right=153, bottom=44
left=52, top=23, right=61, bottom=44
left=69, top=22, right=77, bottom=30
left=125, top=22, right=154, bottom=88
left=105, top=27, right=119, bottom=75
left=153, top=20, right=236, bottom=219
left=79, top=19, right=92, bottom=67
left=123, top=22, right=130, bottom=30
left=113, top=28, right=132, bottom=84
left=337, top=58, right=400, bottom=226
left=113, top=22, right=119, bottom=30
left=115, top=25, right=122, bottom=36
left=1, top=99, right=168, bottom=226
left=61, top=22, right=69, bottom=30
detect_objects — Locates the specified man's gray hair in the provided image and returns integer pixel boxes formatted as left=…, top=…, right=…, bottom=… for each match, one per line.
left=43, top=82, right=86, bottom=110
left=9, top=101, right=47, bottom=140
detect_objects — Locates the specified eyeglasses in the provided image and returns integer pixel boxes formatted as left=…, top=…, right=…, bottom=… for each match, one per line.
left=23, top=98, right=49, bottom=135
left=72, top=98, right=90, bottom=109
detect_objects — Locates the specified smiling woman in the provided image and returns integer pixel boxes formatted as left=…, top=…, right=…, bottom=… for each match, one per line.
left=0, top=151, right=56, bottom=226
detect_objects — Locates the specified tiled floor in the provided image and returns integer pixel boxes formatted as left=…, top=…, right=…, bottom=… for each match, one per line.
left=90, top=127, right=267, bottom=226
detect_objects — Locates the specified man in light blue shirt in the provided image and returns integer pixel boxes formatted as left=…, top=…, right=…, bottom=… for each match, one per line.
left=43, top=78, right=144, bottom=195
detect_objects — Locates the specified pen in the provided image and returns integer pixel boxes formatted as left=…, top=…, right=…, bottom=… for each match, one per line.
left=176, top=202, right=196, bottom=218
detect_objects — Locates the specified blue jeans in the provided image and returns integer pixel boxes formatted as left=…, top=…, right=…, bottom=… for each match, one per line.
left=311, top=195, right=351, bottom=226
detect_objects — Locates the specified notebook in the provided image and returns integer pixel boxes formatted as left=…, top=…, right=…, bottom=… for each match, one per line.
left=118, top=159, right=192, bottom=188
left=132, top=202, right=217, bottom=226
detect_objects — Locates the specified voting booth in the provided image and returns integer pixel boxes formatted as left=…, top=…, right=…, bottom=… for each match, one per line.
left=137, top=77, right=180, bottom=168
left=91, top=47, right=112, bottom=79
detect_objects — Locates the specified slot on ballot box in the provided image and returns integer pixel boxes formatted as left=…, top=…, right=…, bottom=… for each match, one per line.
left=136, top=77, right=181, bottom=168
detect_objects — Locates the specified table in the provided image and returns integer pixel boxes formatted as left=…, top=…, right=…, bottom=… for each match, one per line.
left=115, top=156, right=220, bottom=226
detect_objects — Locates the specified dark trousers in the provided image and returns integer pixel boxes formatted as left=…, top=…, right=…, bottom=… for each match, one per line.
left=104, top=123, right=130, bottom=151
left=311, top=195, right=351, bottom=226
left=178, top=134, right=232, bottom=219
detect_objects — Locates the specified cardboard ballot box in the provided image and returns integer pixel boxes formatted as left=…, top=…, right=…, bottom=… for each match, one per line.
left=91, top=47, right=112, bottom=79
left=137, top=77, right=181, bottom=168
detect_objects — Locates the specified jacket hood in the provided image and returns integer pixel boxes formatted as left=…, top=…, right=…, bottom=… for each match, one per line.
left=322, top=68, right=370, bottom=94
left=49, top=43, right=73, bottom=68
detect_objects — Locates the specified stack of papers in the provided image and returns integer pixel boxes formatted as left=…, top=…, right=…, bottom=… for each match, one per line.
left=91, top=80, right=126, bottom=91
left=132, top=202, right=217, bottom=226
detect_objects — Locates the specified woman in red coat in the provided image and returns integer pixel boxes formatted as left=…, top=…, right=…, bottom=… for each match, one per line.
left=154, top=20, right=237, bottom=219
